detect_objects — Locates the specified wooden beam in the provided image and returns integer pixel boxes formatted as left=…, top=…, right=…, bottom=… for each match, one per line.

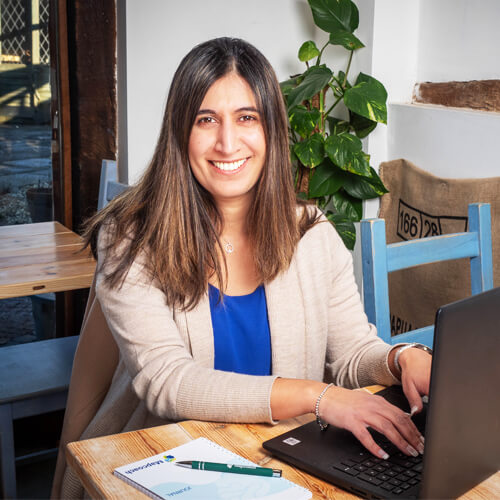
left=413, top=80, right=500, bottom=112
left=68, top=0, right=117, bottom=229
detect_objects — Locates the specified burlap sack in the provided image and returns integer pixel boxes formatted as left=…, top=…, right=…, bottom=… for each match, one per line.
left=378, top=159, right=498, bottom=335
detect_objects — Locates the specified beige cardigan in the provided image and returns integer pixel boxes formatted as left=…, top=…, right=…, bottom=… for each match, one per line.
left=57, top=217, right=398, bottom=498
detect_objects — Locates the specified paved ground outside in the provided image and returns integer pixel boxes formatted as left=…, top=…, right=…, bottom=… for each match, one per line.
left=0, top=123, right=52, bottom=346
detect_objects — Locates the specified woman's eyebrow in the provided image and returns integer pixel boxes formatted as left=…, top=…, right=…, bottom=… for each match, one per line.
left=196, top=106, right=260, bottom=115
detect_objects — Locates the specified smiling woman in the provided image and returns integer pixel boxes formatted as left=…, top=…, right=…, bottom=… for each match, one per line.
left=52, top=37, right=432, bottom=500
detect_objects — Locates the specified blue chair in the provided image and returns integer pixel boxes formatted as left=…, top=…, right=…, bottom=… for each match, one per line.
left=361, top=203, right=493, bottom=347
left=97, top=159, right=128, bottom=210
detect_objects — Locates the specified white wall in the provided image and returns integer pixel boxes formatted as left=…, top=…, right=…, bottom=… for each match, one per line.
left=119, top=0, right=376, bottom=183
left=366, top=0, right=500, bottom=214
left=389, top=103, right=500, bottom=179
left=417, top=0, right=500, bottom=82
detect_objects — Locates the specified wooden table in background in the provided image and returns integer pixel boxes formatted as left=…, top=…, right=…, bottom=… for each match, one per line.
left=66, top=387, right=500, bottom=499
left=0, top=221, right=95, bottom=299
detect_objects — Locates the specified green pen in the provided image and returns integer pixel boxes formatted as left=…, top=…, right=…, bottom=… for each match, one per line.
left=175, top=460, right=282, bottom=477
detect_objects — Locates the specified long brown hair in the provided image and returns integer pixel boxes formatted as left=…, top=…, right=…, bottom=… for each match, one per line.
left=83, top=37, right=318, bottom=310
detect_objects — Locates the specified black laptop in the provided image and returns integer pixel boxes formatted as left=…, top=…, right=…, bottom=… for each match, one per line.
left=263, top=287, right=500, bottom=499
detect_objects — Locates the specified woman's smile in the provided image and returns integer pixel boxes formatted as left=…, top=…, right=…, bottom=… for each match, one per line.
left=211, top=158, right=248, bottom=173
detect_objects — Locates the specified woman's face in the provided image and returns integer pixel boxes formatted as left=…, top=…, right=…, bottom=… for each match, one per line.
left=188, top=72, right=266, bottom=208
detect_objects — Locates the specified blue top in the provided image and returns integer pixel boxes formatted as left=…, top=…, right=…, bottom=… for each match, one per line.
left=208, top=284, right=272, bottom=376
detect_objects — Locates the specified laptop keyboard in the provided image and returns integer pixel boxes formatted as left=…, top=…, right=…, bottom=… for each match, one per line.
left=332, top=437, right=422, bottom=496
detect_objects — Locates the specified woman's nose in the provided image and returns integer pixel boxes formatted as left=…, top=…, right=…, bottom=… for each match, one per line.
left=214, top=122, right=238, bottom=154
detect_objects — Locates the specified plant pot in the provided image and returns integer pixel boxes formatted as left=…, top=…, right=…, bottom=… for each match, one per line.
left=26, top=187, right=53, bottom=222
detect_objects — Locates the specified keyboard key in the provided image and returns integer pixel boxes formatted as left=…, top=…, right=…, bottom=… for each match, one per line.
left=354, top=464, right=367, bottom=472
left=351, top=451, right=369, bottom=463
left=397, top=474, right=410, bottom=482
left=358, top=473, right=382, bottom=486
left=380, top=460, right=391, bottom=468
left=386, top=470, right=398, bottom=477
left=413, top=463, right=423, bottom=472
left=392, top=466, right=405, bottom=473
left=366, top=469, right=378, bottom=477
left=400, top=483, right=411, bottom=490
left=341, top=459, right=357, bottom=467
left=380, top=482, right=394, bottom=491
left=378, top=474, right=390, bottom=481
left=333, top=464, right=351, bottom=473
left=345, top=468, right=360, bottom=477
left=333, top=463, right=360, bottom=477
left=363, top=460, right=376, bottom=468
left=393, top=459, right=416, bottom=469
left=392, top=487, right=404, bottom=495
left=389, top=478, right=402, bottom=486
left=403, top=470, right=417, bottom=478
left=374, top=465, right=386, bottom=473
left=408, top=478, right=419, bottom=486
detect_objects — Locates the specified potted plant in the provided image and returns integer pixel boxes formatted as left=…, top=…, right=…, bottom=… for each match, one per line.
left=281, top=0, right=388, bottom=249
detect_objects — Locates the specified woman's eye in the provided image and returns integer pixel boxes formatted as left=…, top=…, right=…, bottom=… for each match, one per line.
left=240, top=115, right=257, bottom=122
left=198, top=116, right=216, bottom=124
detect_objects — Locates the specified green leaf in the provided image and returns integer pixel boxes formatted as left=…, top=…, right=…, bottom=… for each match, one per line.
left=308, top=0, right=359, bottom=33
left=280, top=76, right=300, bottom=96
left=298, top=41, right=320, bottom=62
left=290, top=106, right=321, bottom=138
left=349, top=110, right=377, bottom=138
left=293, top=133, right=325, bottom=168
left=327, top=117, right=349, bottom=135
left=325, top=211, right=356, bottom=250
left=308, top=159, right=345, bottom=197
left=329, top=30, right=364, bottom=50
left=325, top=133, right=370, bottom=176
left=332, top=190, right=362, bottom=221
left=343, top=72, right=388, bottom=124
left=343, top=168, right=389, bottom=199
left=287, top=66, right=333, bottom=110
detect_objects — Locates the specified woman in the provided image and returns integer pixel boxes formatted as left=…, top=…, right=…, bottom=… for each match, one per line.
left=52, top=37, right=431, bottom=498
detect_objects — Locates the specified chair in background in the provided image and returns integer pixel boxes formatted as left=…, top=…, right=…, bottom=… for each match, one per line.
left=0, top=161, right=127, bottom=498
left=97, top=159, right=128, bottom=210
left=361, top=203, right=493, bottom=347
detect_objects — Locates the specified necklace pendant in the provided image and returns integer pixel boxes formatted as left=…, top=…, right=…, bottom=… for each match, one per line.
left=224, top=242, right=234, bottom=254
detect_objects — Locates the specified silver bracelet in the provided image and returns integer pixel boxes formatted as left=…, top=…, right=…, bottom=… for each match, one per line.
left=394, top=343, right=433, bottom=374
left=315, top=383, right=334, bottom=431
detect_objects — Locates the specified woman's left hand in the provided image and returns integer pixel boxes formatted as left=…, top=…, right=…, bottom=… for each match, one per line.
left=397, top=348, right=432, bottom=415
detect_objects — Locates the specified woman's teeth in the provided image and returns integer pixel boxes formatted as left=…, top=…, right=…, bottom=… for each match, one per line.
left=212, top=159, right=246, bottom=171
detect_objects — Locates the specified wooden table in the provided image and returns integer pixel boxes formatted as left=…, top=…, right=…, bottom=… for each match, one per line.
left=66, top=393, right=500, bottom=499
left=0, top=221, right=95, bottom=299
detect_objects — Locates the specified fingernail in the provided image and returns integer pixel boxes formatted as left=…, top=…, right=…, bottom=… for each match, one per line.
left=407, top=445, right=419, bottom=457
left=417, top=443, right=425, bottom=454
left=410, top=405, right=418, bottom=416
left=379, top=450, right=389, bottom=460
left=420, top=435, right=425, bottom=444
left=422, top=395, right=429, bottom=404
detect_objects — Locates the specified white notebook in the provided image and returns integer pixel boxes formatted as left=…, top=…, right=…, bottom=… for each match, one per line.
left=113, top=437, right=311, bottom=500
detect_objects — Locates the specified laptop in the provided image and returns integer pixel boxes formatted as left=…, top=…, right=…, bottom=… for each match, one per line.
left=263, top=287, right=500, bottom=499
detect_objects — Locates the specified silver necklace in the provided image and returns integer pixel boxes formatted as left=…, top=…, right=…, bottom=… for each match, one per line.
left=223, top=240, right=234, bottom=254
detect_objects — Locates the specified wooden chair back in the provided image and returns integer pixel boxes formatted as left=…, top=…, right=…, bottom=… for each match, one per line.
left=361, top=203, right=493, bottom=347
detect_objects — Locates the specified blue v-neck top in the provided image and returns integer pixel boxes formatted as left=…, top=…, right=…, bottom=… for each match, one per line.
left=208, top=284, right=271, bottom=376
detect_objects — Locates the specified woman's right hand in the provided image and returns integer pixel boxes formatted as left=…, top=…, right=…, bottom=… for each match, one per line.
left=318, top=385, right=425, bottom=459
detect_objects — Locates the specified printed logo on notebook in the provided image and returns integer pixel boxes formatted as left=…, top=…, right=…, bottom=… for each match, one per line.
left=163, top=455, right=176, bottom=462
